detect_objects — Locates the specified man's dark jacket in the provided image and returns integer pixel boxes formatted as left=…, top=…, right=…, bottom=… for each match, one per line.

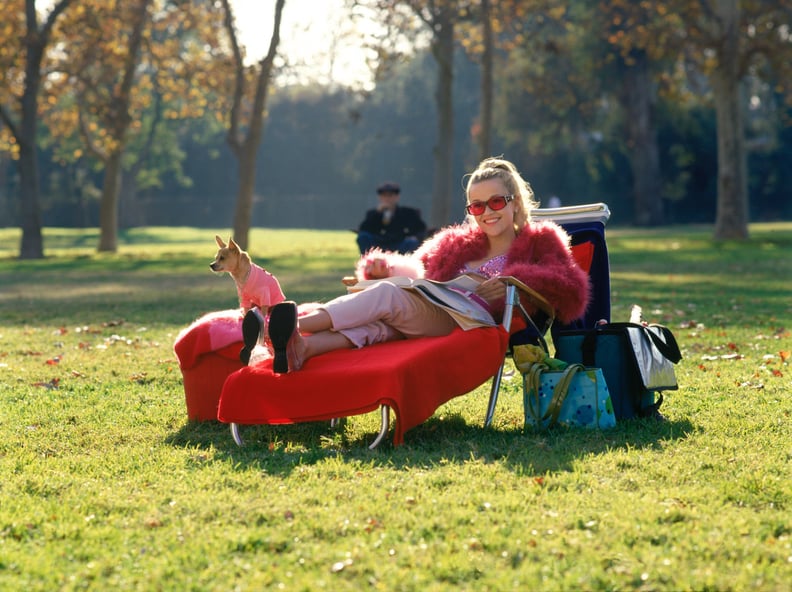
left=358, top=206, right=427, bottom=244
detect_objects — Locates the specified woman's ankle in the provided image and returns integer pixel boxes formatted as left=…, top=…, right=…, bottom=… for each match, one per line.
left=305, top=331, right=353, bottom=358
left=299, top=309, right=333, bottom=334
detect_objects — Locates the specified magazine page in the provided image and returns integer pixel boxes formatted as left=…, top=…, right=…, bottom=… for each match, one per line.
left=346, top=276, right=416, bottom=293
left=346, top=272, right=494, bottom=329
left=348, top=272, right=485, bottom=294
left=422, top=272, right=486, bottom=292
left=411, top=284, right=495, bottom=329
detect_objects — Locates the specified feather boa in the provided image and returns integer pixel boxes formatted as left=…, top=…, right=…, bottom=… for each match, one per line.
left=356, top=221, right=590, bottom=324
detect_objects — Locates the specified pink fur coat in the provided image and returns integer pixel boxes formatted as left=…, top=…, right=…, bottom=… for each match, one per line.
left=356, top=220, right=590, bottom=324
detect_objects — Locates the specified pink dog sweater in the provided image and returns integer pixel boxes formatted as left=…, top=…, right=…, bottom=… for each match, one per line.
left=238, top=264, right=285, bottom=310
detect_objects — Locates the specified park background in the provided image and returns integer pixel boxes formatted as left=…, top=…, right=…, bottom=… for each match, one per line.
left=2, top=0, right=791, bottom=258
left=1, top=2, right=791, bottom=589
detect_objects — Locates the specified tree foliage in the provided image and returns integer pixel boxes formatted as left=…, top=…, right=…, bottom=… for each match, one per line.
left=352, top=0, right=482, bottom=226
left=218, top=0, right=285, bottom=250
left=45, top=0, right=232, bottom=251
left=1, top=0, right=791, bottom=252
left=600, top=0, right=792, bottom=238
left=0, top=0, right=74, bottom=259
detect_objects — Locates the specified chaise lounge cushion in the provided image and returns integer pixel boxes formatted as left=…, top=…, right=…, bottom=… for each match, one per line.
left=174, top=309, right=247, bottom=421
left=217, top=325, right=509, bottom=445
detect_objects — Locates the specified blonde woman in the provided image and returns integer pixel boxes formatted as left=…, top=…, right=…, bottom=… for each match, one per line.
left=246, top=157, right=590, bottom=373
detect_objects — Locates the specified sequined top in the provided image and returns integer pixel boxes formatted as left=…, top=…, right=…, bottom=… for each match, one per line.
left=462, top=253, right=508, bottom=278
left=447, top=253, right=510, bottom=316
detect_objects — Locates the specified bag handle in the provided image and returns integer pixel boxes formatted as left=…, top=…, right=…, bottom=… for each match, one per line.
left=645, top=324, right=682, bottom=363
left=524, top=362, right=585, bottom=428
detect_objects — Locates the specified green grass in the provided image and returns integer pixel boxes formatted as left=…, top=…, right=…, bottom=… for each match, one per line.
left=1, top=224, right=790, bottom=591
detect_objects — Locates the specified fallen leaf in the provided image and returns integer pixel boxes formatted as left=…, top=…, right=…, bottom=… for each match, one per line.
left=130, top=372, right=148, bottom=383
left=32, top=378, right=60, bottom=389
left=467, top=537, right=484, bottom=551
left=76, top=326, right=103, bottom=335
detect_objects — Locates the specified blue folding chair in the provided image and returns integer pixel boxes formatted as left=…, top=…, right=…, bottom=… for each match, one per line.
left=484, top=203, right=611, bottom=426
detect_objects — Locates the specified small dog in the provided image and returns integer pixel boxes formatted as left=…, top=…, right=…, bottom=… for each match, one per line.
left=210, top=235, right=285, bottom=314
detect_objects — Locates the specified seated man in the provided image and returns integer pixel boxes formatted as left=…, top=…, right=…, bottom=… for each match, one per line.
left=356, top=182, right=427, bottom=254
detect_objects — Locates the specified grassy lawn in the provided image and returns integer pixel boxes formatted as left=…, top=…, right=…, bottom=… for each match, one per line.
left=1, top=224, right=790, bottom=591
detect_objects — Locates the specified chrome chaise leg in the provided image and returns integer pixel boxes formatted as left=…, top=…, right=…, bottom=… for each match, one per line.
left=484, top=361, right=507, bottom=428
left=368, top=405, right=390, bottom=450
left=230, top=407, right=390, bottom=450
left=230, top=423, right=244, bottom=446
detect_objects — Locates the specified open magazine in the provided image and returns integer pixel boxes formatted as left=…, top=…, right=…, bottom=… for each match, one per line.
left=347, top=273, right=496, bottom=330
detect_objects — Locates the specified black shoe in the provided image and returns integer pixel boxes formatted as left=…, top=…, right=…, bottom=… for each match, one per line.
left=240, top=308, right=264, bottom=365
left=268, top=301, right=298, bottom=373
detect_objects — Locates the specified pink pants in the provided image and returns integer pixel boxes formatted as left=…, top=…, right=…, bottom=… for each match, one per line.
left=319, top=282, right=459, bottom=348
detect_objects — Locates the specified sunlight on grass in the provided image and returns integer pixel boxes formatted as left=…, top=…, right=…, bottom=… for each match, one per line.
left=0, top=223, right=790, bottom=590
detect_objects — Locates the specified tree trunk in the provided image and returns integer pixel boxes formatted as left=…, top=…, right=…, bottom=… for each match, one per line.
left=98, top=151, right=122, bottom=252
left=94, top=0, right=150, bottom=252
left=18, top=125, right=44, bottom=259
left=621, top=51, right=664, bottom=226
left=478, top=0, right=493, bottom=161
left=17, top=13, right=45, bottom=259
left=221, top=0, right=284, bottom=251
left=430, top=14, right=455, bottom=227
left=232, top=150, right=257, bottom=247
left=712, top=0, right=749, bottom=240
left=10, top=0, right=75, bottom=258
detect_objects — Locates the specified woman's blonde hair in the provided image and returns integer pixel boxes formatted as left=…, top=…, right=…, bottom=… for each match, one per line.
left=465, top=156, right=538, bottom=231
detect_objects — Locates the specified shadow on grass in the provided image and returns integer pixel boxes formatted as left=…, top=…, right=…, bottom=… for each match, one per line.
left=165, top=411, right=695, bottom=477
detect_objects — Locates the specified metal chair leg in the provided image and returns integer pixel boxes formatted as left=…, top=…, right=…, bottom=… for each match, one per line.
left=368, top=405, right=390, bottom=449
left=484, top=283, right=517, bottom=428
left=230, top=423, right=244, bottom=446
left=484, top=361, right=506, bottom=427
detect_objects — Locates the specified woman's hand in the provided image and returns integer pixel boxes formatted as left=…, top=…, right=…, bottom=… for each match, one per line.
left=365, top=257, right=391, bottom=279
left=474, top=277, right=507, bottom=304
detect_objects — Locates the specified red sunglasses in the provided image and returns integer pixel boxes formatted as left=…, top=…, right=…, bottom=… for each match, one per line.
left=465, top=194, right=514, bottom=216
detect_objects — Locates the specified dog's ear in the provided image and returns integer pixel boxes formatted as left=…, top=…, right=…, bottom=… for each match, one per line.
left=228, top=238, right=240, bottom=253
left=215, top=235, right=226, bottom=248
